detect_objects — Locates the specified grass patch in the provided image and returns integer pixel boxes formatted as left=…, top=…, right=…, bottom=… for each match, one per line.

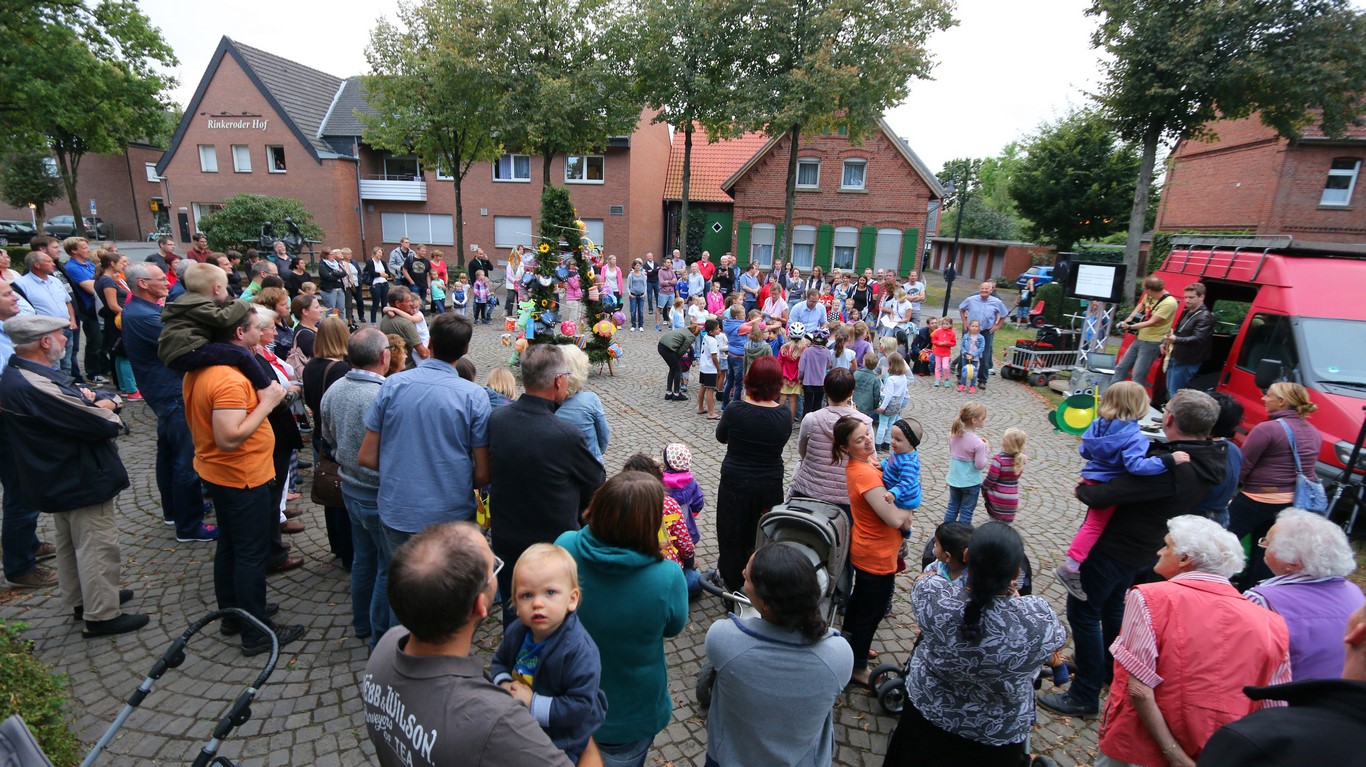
left=0, top=621, right=81, bottom=765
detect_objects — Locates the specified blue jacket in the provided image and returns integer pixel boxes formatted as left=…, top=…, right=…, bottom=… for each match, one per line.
left=722, top=318, right=747, bottom=356
left=556, top=527, right=688, bottom=744
left=1079, top=417, right=1174, bottom=482
left=121, top=295, right=185, bottom=416
left=883, top=450, right=922, bottom=509
left=960, top=333, right=986, bottom=359
left=490, top=612, right=607, bottom=762
left=663, top=470, right=705, bottom=544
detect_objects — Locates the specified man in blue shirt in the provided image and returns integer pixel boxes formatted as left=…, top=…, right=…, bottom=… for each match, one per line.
left=720, top=304, right=748, bottom=408
left=958, top=281, right=1010, bottom=389
left=737, top=262, right=761, bottom=313
left=120, top=262, right=216, bottom=542
left=17, top=241, right=78, bottom=380
left=359, top=313, right=490, bottom=553
left=62, top=237, right=108, bottom=383
left=788, top=289, right=829, bottom=332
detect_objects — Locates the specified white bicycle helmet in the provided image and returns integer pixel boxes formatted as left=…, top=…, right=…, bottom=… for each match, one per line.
left=788, top=321, right=806, bottom=339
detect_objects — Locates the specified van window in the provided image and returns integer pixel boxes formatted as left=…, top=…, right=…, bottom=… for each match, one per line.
left=1236, top=314, right=1298, bottom=373
left=1299, top=318, right=1366, bottom=390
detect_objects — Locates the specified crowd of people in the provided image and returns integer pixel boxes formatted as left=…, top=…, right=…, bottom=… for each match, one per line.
left=0, top=234, right=1362, bottom=767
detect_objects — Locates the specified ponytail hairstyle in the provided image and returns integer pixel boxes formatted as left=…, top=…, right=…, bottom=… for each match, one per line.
left=748, top=544, right=827, bottom=642
left=1000, top=427, right=1028, bottom=470
left=950, top=401, right=988, bottom=438
left=832, top=328, right=847, bottom=360
left=961, top=522, right=1024, bottom=643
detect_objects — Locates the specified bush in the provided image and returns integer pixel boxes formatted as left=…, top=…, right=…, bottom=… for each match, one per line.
left=4, top=246, right=32, bottom=265
left=1036, top=283, right=1084, bottom=327
left=993, top=274, right=1013, bottom=289
left=197, top=194, right=324, bottom=253
left=0, top=622, right=80, bottom=765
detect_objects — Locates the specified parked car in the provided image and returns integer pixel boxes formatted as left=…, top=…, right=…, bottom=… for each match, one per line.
left=0, top=220, right=37, bottom=247
left=43, top=215, right=109, bottom=240
left=1015, top=265, right=1055, bottom=288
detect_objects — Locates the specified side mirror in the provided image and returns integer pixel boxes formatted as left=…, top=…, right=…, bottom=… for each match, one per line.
left=1254, top=359, right=1282, bottom=391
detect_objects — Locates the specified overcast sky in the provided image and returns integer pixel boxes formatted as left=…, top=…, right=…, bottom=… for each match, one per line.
left=142, top=0, right=1106, bottom=174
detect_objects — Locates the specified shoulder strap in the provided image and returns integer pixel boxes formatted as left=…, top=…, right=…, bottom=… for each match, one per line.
left=1278, top=419, right=1304, bottom=475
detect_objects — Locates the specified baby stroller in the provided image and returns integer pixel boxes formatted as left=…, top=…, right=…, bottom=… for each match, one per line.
left=694, top=497, right=851, bottom=706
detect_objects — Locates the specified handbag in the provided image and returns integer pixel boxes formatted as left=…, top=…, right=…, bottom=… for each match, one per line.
left=311, top=455, right=344, bottom=507
left=1279, top=419, right=1328, bottom=514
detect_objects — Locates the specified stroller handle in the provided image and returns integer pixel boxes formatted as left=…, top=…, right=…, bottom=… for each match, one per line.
left=697, top=569, right=753, bottom=607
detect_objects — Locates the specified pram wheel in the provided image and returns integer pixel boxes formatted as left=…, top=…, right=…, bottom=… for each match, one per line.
left=694, top=663, right=717, bottom=710
left=868, top=662, right=902, bottom=691
left=876, top=676, right=906, bottom=715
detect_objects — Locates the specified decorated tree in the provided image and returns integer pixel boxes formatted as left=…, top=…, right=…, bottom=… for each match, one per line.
left=509, top=186, right=619, bottom=365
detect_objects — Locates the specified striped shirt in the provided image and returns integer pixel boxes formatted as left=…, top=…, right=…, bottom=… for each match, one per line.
left=1243, top=573, right=1337, bottom=609
left=1112, top=572, right=1292, bottom=707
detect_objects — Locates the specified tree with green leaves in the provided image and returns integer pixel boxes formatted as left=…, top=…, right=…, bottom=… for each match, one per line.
left=730, top=0, right=955, bottom=259
left=489, top=0, right=642, bottom=187
left=0, top=150, right=63, bottom=224
left=939, top=155, right=1029, bottom=242
left=1, top=1, right=176, bottom=239
left=520, top=186, right=613, bottom=362
left=1010, top=109, right=1149, bottom=252
left=365, top=0, right=505, bottom=267
left=1089, top=0, right=1366, bottom=300
left=633, top=0, right=742, bottom=259
left=197, top=194, right=323, bottom=253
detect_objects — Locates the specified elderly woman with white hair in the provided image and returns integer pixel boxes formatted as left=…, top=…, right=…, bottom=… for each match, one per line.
left=1245, top=508, right=1366, bottom=681
left=554, top=344, right=610, bottom=462
left=1093, top=515, right=1291, bottom=767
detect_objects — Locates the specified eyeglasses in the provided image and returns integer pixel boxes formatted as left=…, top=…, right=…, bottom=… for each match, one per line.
left=1257, top=536, right=1270, bottom=548
left=482, top=554, right=504, bottom=590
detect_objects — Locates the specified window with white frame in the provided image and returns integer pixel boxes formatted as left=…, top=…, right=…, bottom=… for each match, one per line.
left=581, top=218, right=605, bottom=249
left=380, top=212, right=454, bottom=246
left=494, top=154, right=531, bottom=182
left=198, top=145, right=218, bottom=173
left=1321, top=158, right=1361, bottom=206
left=383, top=156, right=420, bottom=181
left=231, top=145, right=251, bottom=173
left=41, top=158, right=58, bottom=177
left=266, top=145, right=286, bottom=173
left=493, top=216, right=533, bottom=248
left=565, top=155, right=605, bottom=183
left=841, top=159, right=866, bottom=190
left=832, top=226, right=858, bottom=271
left=435, top=161, right=454, bottom=181
left=750, top=223, right=775, bottom=267
left=144, top=163, right=159, bottom=183
left=874, top=228, right=902, bottom=273
left=791, top=225, right=817, bottom=269
left=796, top=159, right=820, bottom=189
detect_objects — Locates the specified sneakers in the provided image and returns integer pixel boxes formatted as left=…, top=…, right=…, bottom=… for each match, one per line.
left=124, top=391, right=143, bottom=402
left=176, top=523, right=218, bottom=542
left=8, top=566, right=58, bottom=588
left=1053, top=563, right=1088, bottom=601
left=243, top=623, right=307, bottom=657
left=220, top=603, right=281, bottom=636
left=655, top=324, right=662, bottom=331
left=968, top=385, right=977, bottom=394
left=1036, top=691, right=1099, bottom=719
left=82, top=612, right=150, bottom=638
left=33, top=541, right=56, bottom=561
left=957, top=384, right=966, bottom=392
left=74, top=589, right=134, bottom=620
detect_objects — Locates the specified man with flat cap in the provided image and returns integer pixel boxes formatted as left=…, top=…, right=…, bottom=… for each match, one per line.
left=0, top=315, right=147, bottom=637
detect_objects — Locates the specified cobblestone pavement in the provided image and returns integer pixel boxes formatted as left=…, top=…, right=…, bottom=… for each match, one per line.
left=1, top=316, right=1103, bottom=766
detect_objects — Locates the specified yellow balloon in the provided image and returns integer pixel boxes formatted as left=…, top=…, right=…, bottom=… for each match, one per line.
left=1063, top=405, right=1096, bottom=430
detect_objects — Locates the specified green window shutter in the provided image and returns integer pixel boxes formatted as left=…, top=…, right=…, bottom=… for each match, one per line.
left=816, top=224, right=834, bottom=270
left=901, top=228, right=919, bottom=274
left=857, top=226, right=877, bottom=272
left=736, top=221, right=751, bottom=268
left=774, top=223, right=785, bottom=262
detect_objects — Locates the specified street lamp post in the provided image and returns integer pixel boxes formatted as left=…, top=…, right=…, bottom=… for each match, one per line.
left=27, top=203, right=36, bottom=230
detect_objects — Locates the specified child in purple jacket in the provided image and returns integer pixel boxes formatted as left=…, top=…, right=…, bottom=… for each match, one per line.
left=662, top=443, right=704, bottom=546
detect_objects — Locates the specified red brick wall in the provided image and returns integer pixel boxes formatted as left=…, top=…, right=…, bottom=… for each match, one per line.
left=160, top=53, right=361, bottom=250
left=0, top=144, right=164, bottom=242
left=729, top=128, right=935, bottom=254
left=1267, top=143, right=1366, bottom=242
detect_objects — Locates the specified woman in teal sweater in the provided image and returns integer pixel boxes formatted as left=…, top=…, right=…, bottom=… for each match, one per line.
left=557, top=471, right=689, bottom=767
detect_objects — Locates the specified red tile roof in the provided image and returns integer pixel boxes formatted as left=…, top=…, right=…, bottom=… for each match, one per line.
left=663, top=126, right=770, bottom=203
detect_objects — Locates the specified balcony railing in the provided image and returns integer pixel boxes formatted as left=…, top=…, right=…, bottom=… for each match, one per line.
left=359, top=175, right=428, bottom=202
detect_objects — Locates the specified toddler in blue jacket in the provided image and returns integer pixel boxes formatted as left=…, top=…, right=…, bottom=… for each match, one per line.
left=491, top=544, right=607, bottom=762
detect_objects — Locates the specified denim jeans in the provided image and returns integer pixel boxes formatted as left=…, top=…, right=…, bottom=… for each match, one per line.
left=155, top=405, right=206, bottom=538
left=721, top=356, right=744, bottom=406
left=1066, top=551, right=1140, bottom=709
left=629, top=295, right=645, bottom=328
left=321, top=288, right=346, bottom=316
left=0, top=452, right=41, bottom=580
left=205, top=481, right=274, bottom=646
left=1110, top=338, right=1163, bottom=388
left=344, top=491, right=390, bottom=646
left=944, top=484, right=981, bottom=524
left=1165, top=361, right=1200, bottom=395
left=597, top=736, right=654, bottom=767
left=60, top=327, right=79, bottom=378
left=978, top=329, right=995, bottom=384
left=646, top=282, right=659, bottom=313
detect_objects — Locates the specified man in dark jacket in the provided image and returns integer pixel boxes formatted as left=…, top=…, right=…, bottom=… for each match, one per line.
left=1039, top=389, right=1227, bottom=718
left=0, top=314, right=148, bottom=638
left=467, top=249, right=493, bottom=288
left=488, top=343, right=604, bottom=626
left=1163, top=282, right=1214, bottom=396
left=1198, top=602, right=1366, bottom=766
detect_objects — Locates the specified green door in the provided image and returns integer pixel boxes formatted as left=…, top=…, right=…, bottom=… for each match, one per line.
left=701, top=210, right=733, bottom=257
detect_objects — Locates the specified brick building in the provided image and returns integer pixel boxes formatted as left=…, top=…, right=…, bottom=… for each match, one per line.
left=1155, top=114, right=1366, bottom=244
left=0, top=143, right=166, bottom=242
left=663, top=121, right=943, bottom=274
left=924, top=237, right=1052, bottom=283
left=156, top=36, right=670, bottom=265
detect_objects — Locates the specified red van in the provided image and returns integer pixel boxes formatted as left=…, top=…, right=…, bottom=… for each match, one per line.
left=1123, top=236, right=1366, bottom=521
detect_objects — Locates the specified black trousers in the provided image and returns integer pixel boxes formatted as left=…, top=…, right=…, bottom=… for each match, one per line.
left=841, top=566, right=896, bottom=672
left=715, top=471, right=784, bottom=591
left=882, top=699, right=1028, bottom=767
left=803, top=384, right=825, bottom=417
left=658, top=343, right=682, bottom=393
left=205, top=481, right=274, bottom=646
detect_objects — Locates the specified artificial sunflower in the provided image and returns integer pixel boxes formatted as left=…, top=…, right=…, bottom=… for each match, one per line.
left=538, top=243, right=550, bottom=253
